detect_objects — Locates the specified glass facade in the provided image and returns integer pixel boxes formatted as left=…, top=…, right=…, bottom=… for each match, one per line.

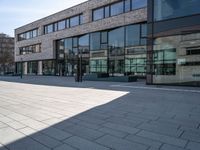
left=55, top=23, right=147, bottom=76
left=154, top=0, right=200, bottom=21
left=152, top=33, right=200, bottom=84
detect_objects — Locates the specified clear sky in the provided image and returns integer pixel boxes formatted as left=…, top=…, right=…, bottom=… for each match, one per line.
left=0, top=0, right=87, bottom=37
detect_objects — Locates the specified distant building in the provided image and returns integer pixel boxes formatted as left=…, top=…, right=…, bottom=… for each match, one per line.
left=0, top=33, right=15, bottom=75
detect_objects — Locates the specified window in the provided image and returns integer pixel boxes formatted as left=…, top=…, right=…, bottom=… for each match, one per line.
left=90, top=59, right=107, bottom=73
left=93, top=7, right=104, bottom=21
left=70, top=16, right=79, bottom=27
left=18, top=29, right=38, bottom=41
left=32, top=29, right=38, bottom=37
left=90, top=32, right=101, bottom=51
left=111, top=1, right=124, bottom=16
left=125, top=0, right=131, bottom=12
left=42, top=60, right=55, bottom=75
left=132, top=0, right=147, bottom=10
left=45, top=24, right=53, bottom=34
left=126, top=24, right=140, bottom=46
left=105, top=6, right=110, bottom=18
left=80, top=14, right=84, bottom=24
left=109, top=27, right=125, bottom=56
left=19, top=44, right=41, bottom=55
left=186, top=47, right=200, bottom=55
left=125, top=57, right=146, bottom=73
left=101, top=32, right=108, bottom=44
left=154, top=0, right=200, bottom=21
left=66, top=19, right=70, bottom=28
left=154, top=49, right=176, bottom=75
left=58, top=20, right=65, bottom=30
left=79, top=34, right=89, bottom=53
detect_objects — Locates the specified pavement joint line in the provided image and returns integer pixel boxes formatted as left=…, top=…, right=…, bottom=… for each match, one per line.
left=111, top=85, right=200, bottom=93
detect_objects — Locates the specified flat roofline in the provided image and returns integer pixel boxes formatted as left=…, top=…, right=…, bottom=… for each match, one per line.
left=15, top=0, right=89, bottom=31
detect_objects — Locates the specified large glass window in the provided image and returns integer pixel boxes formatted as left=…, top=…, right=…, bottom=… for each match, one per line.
left=27, top=61, right=38, bottom=75
left=125, top=58, right=146, bottom=74
left=109, top=27, right=125, bottom=56
left=58, top=20, right=66, bottom=30
left=154, top=0, right=200, bottom=21
left=79, top=34, right=89, bottom=54
left=132, top=0, right=147, bottom=10
left=70, top=16, right=80, bottom=27
left=126, top=24, right=140, bottom=46
left=90, top=32, right=101, bottom=51
left=42, top=60, right=55, bottom=75
left=110, top=1, right=124, bottom=16
left=90, top=59, right=107, bottom=73
left=18, top=29, right=38, bottom=41
left=93, top=8, right=104, bottom=21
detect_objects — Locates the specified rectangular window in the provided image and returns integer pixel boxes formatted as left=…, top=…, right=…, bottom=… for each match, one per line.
left=105, top=6, right=110, bottom=18
left=45, top=24, right=53, bottom=34
left=70, top=16, right=80, bottom=27
left=54, top=23, right=58, bottom=32
left=80, top=14, right=84, bottom=24
left=66, top=19, right=70, bottom=28
left=90, top=32, right=101, bottom=51
left=58, top=20, right=66, bottom=30
left=126, top=24, right=140, bottom=46
left=93, top=7, right=104, bottom=21
left=154, top=0, right=200, bottom=21
left=110, top=1, right=124, bottom=16
left=125, top=0, right=131, bottom=12
left=32, top=29, right=38, bottom=37
left=132, top=0, right=147, bottom=10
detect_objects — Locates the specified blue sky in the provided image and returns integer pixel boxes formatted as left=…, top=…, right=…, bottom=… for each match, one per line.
left=0, top=0, right=87, bottom=37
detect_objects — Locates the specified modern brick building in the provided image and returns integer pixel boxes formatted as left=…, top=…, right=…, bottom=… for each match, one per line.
left=15, top=0, right=200, bottom=85
left=15, top=0, right=147, bottom=79
left=0, top=33, right=15, bottom=75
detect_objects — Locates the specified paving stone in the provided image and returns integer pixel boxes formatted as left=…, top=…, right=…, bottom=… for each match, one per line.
left=7, top=113, right=29, bottom=121
left=107, top=116, right=142, bottom=127
left=137, top=130, right=187, bottom=148
left=7, top=137, right=50, bottom=150
left=137, top=122, right=183, bottom=137
left=19, top=127, right=36, bottom=136
left=125, top=134, right=162, bottom=148
left=19, top=119, right=48, bottom=130
left=186, top=141, right=200, bottom=150
left=181, top=131, right=200, bottom=142
left=6, top=121, right=26, bottom=130
left=160, top=144, right=186, bottom=150
left=0, top=116, right=13, bottom=123
left=53, top=144, right=76, bottom=150
left=42, top=127, right=72, bottom=141
left=103, top=122, right=140, bottom=134
left=64, top=136, right=109, bottom=150
left=98, top=127, right=128, bottom=138
left=0, top=127, right=25, bottom=145
left=0, top=122, right=7, bottom=129
left=157, top=118, right=199, bottom=128
left=31, top=133, right=62, bottom=148
left=96, top=135, right=148, bottom=150
left=63, top=124, right=104, bottom=141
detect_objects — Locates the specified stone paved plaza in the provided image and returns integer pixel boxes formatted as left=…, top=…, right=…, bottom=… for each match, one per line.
left=0, top=76, right=200, bottom=150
